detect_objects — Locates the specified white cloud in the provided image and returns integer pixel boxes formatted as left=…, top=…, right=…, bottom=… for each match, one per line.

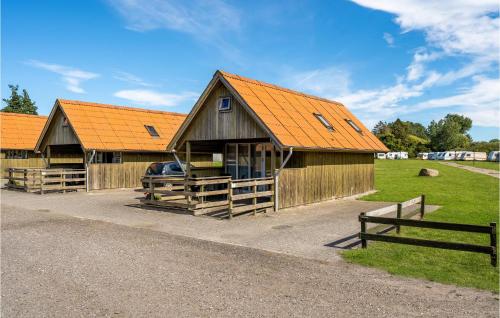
left=114, top=89, right=198, bottom=107
left=412, top=76, right=500, bottom=127
left=383, top=32, right=394, bottom=46
left=287, top=67, right=351, bottom=98
left=107, top=0, right=240, bottom=36
left=26, top=60, right=99, bottom=93
left=351, top=0, right=499, bottom=60
left=113, top=71, right=156, bottom=87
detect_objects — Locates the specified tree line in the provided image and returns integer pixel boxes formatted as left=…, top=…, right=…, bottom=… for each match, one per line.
left=373, top=114, right=499, bottom=157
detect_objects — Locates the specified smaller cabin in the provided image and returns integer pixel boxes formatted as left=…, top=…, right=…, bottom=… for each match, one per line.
left=0, top=112, right=47, bottom=176
left=35, top=99, right=189, bottom=190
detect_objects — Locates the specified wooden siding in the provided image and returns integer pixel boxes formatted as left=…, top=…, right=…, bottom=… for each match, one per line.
left=0, top=151, right=45, bottom=177
left=39, top=108, right=79, bottom=149
left=278, top=151, right=374, bottom=209
left=88, top=152, right=174, bottom=190
left=178, top=82, right=268, bottom=145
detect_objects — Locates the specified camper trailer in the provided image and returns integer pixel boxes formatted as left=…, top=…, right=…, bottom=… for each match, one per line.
left=428, top=152, right=436, bottom=160
left=454, top=151, right=466, bottom=160
left=386, top=152, right=396, bottom=160
left=460, top=152, right=487, bottom=161
left=442, top=151, right=457, bottom=160
left=487, top=151, right=500, bottom=162
left=376, top=153, right=386, bottom=159
left=417, top=152, right=428, bottom=160
left=395, top=152, right=408, bottom=159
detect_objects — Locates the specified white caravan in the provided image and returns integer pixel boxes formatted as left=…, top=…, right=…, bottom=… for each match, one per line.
left=376, top=153, right=387, bottom=159
left=487, top=151, right=500, bottom=162
left=386, top=152, right=396, bottom=160
left=428, top=152, right=437, bottom=160
left=417, top=152, right=428, bottom=160
left=395, top=152, right=408, bottom=159
left=460, top=152, right=487, bottom=161
left=442, top=151, right=458, bottom=160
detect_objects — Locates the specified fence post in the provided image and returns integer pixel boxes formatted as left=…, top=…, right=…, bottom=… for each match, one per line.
left=228, top=179, right=233, bottom=220
left=420, top=194, right=426, bottom=219
left=396, top=203, right=402, bottom=234
left=8, top=169, right=12, bottom=187
left=491, top=222, right=497, bottom=267
left=62, top=170, right=66, bottom=193
left=39, top=170, right=44, bottom=195
left=23, top=170, right=27, bottom=191
left=359, top=213, right=367, bottom=248
left=253, top=181, right=257, bottom=216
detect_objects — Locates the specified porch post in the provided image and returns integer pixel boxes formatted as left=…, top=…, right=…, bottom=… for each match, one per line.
left=46, top=145, right=51, bottom=168
left=186, top=141, right=191, bottom=178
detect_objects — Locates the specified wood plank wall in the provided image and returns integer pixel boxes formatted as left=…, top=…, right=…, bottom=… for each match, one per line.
left=178, top=82, right=268, bottom=145
left=278, top=151, right=374, bottom=209
left=87, top=152, right=215, bottom=190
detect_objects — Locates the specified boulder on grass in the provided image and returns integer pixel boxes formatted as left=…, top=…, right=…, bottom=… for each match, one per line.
left=419, top=168, right=439, bottom=177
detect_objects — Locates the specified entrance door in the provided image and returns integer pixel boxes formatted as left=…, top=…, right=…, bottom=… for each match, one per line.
left=225, top=143, right=273, bottom=180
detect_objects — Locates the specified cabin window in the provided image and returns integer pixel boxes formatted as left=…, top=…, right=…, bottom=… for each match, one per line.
left=92, top=151, right=122, bottom=164
left=5, top=150, right=28, bottom=159
left=313, top=113, right=334, bottom=132
left=345, top=119, right=362, bottom=133
left=62, top=117, right=69, bottom=127
left=144, top=125, right=160, bottom=137
left=218, top=96, right=232, bottom=112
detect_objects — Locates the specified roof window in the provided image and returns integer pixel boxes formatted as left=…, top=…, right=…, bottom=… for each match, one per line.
left=145, top=125, right=160, bottom=137
left=218, top=96, right=232, bottom=111
left=313, top=113, right=334, bottom=132
left=345, top=119, right=362, bottom=133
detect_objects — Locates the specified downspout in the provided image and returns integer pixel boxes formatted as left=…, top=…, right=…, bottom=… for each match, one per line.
left=172, top=149, right=186, bottom=175
left=273, top=147, right=293, bottom=211
left=86, top=150, right=96, bottom=192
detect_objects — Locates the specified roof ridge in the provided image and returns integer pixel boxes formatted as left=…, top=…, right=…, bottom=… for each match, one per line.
left=217, top=70, right=346, bottom=107
left=0, top=112, right=47, bottom=118
left=57, top=99, right=188, bottom=117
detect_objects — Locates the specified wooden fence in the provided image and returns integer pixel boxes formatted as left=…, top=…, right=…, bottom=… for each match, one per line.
left=6, top=168, right=86, bottom=194
left=359, top=195, right=497, bottom=266
left=140, top=175, right=275, bottom=218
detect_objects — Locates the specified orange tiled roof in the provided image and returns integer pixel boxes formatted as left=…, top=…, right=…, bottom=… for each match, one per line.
left=57, top=100, right=187, bottom=152
left=219, top=71, right=388, bottom=152
left=1, top=112, right=47, bottom=150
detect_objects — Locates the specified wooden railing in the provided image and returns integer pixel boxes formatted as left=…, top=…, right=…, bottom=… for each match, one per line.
left=140, top=175, right=275, bottom=218
left=6, top=168, right=86, bottom=194
left=359, top=195, right=497, bottom=267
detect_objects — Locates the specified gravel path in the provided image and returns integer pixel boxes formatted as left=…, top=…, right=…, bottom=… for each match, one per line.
left=440, top=162, right=500, bottom=179
left=2, top=205, right=498, bottom=317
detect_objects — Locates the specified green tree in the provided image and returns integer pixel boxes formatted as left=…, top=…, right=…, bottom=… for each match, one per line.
left=427, top=114, right=472, bottom=151
left=2, top=84, right=38, bottom=114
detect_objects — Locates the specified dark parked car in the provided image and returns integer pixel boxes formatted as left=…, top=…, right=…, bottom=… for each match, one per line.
left=142, top=161, right=186, bottom=189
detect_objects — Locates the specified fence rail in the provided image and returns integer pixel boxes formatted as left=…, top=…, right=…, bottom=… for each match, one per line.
left=140, top=175, right=275, bottom=218
left=359, top=196, right=497, bottom=266
left=6, top=168, right=86, bottom=194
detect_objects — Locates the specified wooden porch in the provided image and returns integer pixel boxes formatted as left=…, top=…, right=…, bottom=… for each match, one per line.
left=5, top=168, right=86, bottom=194
left=140, top=175, right=275, bottom=219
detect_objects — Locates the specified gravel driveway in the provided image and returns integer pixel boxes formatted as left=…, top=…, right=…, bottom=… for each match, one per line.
left=1, top=205, right=498, bottom=317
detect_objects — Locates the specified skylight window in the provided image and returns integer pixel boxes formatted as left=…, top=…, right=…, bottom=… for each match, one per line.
left=345, top=119, right=362, bottom=133
left=145, top=125, right=160, bottom=137
left=218, top=96, right=232, bottom=111
left=313, top=113, right=334, bottom=132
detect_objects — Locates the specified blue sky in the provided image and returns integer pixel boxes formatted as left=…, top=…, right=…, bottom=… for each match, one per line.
left=2, top=0, right=499, bottom=141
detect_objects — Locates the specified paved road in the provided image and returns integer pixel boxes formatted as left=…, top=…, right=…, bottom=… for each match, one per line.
left=2, top=205, right=498, bottom=317
left=440, top=162, right=500, bottom=179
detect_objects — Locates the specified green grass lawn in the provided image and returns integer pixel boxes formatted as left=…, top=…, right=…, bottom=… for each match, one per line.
left=343, top=160, right=499, bottom=292
left=452, top=160, right=500, bottom=171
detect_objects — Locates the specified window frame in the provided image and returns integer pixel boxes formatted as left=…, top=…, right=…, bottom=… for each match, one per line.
left=6, top=150, right=28, bottom=159
left=345, top=119, right=363, bottom=134
left=92, top=151, right=123, bottom=164
left=144, top=125, right=160, bottom=138
left=218, top=96, right=232, bottom=112
left=313, top=113, right=334, bottom=132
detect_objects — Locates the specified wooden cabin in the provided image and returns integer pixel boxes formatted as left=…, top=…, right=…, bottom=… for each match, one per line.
left=35, top=99, right=188, bottom=190
left=0, top=113, right=47, bottom=176
left=167, top=70, right=389, bottom=210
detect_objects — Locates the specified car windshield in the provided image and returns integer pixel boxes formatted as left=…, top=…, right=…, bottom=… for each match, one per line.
left=147, top=163, right=167, bottom=175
